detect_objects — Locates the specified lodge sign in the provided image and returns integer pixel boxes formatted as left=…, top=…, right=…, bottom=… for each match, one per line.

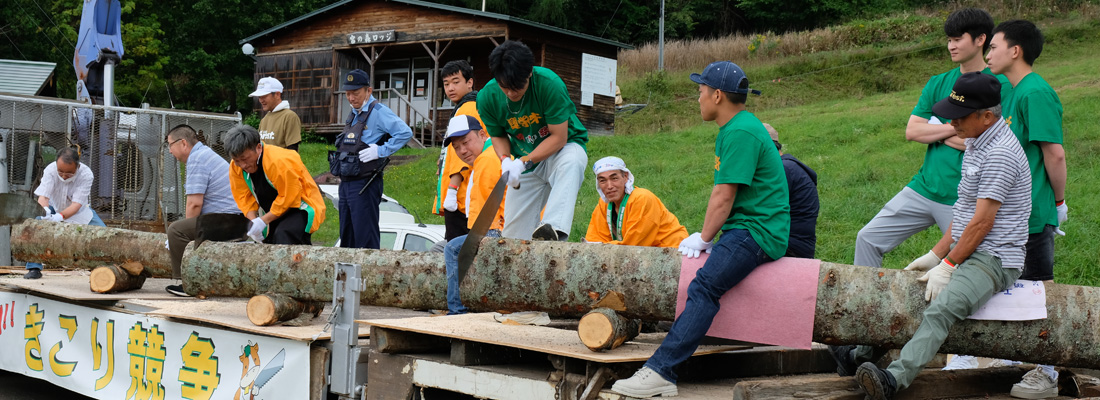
left=347, top=30, right=396, bottom=45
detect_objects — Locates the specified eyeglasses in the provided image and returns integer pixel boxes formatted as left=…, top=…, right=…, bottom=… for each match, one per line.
left=166, top=138, right=183, bottom=147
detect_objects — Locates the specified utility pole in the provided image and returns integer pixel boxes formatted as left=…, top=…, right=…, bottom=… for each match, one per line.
left=658, top=0, right=665, bottom=71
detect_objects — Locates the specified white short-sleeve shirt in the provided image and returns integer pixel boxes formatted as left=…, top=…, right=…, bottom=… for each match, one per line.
left=34, top=162, right=95, bottom=225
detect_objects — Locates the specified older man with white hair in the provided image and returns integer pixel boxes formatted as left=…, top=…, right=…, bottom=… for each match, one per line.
left=584, top=156, right=687, bottom=247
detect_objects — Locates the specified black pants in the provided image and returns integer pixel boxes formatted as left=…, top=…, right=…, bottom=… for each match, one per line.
left=443, top=210, right=469, bottom=241
left=264, top=209, right=312, bottom=245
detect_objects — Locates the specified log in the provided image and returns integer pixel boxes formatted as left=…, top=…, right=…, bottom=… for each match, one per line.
left=12, top=222, right=1100, bottom=369
left=89, top=265, right=147, bottom=293
left=246, top=293, right=325, bottom=326
left=577, top=307, right=640, bottom=352
left=12, top=220, right=173, bottom=277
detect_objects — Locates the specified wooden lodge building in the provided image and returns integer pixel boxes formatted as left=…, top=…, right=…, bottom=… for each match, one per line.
left=240, top=0, right=630, bottom=147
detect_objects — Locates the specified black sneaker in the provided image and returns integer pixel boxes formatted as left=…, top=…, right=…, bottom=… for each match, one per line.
left=828, top=344, right=858, bottom=377
left=856, top=362, right=897, bottom=400
left=166, top=284, right=191, bottom=297
left=531, top=223, right=559, bottom=241
left=23, top=269, right=42, bottom=279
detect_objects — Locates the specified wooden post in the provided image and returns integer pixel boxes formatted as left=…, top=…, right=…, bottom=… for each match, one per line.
left=12, top=220, right=1100, bottom=369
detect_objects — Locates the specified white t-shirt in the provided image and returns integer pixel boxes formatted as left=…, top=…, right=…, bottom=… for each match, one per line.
left=34, top=162, right=95, bottom=225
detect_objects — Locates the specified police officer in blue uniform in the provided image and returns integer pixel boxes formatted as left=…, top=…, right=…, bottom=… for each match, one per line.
left=330, top=69, right=413, bottom=249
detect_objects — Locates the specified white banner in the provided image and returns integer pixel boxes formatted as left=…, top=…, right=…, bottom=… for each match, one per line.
left=581, top=53, right=617, bottom=98
left=0, top=291, right=310, bottom=400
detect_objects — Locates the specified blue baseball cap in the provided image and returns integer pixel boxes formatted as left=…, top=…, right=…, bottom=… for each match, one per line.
left=342, top=69, right=370, bottom=91
left=443, top=115, right=483, bottom=146
left=690, top=61, right=761, bottom=95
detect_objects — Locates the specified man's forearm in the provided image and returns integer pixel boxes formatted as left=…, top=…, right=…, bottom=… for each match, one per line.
left=701, top=184, right=737, bottom=242
left=491, top=136, right=512, bottom=160
left=905, top=116, right=958, bottom=143
left=946, top=219, right=993, bottom=264
left=1041, top=143, right=1067, bottom=201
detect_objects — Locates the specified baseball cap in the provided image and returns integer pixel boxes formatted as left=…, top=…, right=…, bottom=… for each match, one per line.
left=443, top=115, right=483, bottom=146
left=763, top=123, right=779, bottom=142
left=248, top=77, right=283, bottom=97
left=932, top=72, right=1002, bottom=119
left=342, top=69, right=371, bottom=91
left=690, top=61, right=762, bottom=95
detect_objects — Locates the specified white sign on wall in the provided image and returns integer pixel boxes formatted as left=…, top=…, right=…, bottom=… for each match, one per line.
left=580, top=53, right=617, bottom=101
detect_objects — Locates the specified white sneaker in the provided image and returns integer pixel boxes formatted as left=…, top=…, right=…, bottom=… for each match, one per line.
left=987, top=359, right=1023, bottom=368
left=942, top=355, right=979, bottom=370
left=492, top=311, right=550, bottom=326
left=1010, top=366, right=1058, bottom=399
left=611, top=366, right=678, bottom=398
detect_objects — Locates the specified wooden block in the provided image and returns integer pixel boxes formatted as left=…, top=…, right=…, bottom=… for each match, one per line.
left=592, top=290, right=626, bottom=312
left=89, top=265, right=147, bottom=293
left=364, top=349, right=416, bottom=400
left=450, top=340, right=528, bottom=366
left=370, top=326, right=448, bottom=354
left=732, top=366, right=1030, bottom=400
left=679, top=345, right=837, bottom=380
left=309, top=346, right=330, bottom=400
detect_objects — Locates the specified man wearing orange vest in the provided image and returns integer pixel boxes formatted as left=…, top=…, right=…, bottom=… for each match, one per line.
left=584, top=156, right=687, bottom=247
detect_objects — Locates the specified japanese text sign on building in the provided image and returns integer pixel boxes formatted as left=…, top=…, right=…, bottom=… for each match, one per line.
left=346, top=30, right=396, bottom=45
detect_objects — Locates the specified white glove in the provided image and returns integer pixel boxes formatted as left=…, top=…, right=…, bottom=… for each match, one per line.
left=164, top=239, right=170, bottom=250
left=43, top=206, right=53, bottom=216
left=358, top=144, right=380, bottom=163
left=916, top=260, right=955, bottom=302
left=903, top=250, right=941, bottom=272
left=45, top=213, right=65, bottom=222
left=678, top=232, right=713, bottom=259
left=443, top=188, right=459, bottom=212
left=247, top=217, right=266, bottom=243
left=500, top=157, right=525, bottom=189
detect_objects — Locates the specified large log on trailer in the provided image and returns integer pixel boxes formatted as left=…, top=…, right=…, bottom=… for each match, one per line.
left=11, top=221, right=1100, bottom=368
left=11, top=220, right=174, bottom=277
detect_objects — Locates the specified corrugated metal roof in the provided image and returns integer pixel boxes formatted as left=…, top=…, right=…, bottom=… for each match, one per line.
left=0, top=60, right=57, bottom=96
left=240, top=0, right=632, bottom=49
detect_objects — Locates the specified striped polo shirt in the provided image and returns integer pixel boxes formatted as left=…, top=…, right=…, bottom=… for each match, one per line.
left=185, top=142, right=240, bottom=215
left=952, top=117, right=1031, bottom=269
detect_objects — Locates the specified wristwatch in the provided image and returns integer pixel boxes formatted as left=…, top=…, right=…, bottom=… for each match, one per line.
left=521, top=156, right=535, bottom=170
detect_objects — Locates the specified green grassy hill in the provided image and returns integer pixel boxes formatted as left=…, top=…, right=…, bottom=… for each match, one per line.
left=301, top=14, right=1100, bottom=286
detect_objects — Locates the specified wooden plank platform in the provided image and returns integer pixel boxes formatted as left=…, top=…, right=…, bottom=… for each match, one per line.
left=362, top=313, right=750, bottom=363
left=0, top=274, right=184, bottom=300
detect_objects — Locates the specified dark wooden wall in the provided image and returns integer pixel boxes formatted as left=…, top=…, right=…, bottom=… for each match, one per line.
left=253, top=50, right=334, bottom=126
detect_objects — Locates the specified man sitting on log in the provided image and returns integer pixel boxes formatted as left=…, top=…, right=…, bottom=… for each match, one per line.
left=225, top=124, right=326, bottom=245
left=163, top=124, right=245, bottom=296
left=441, top=115, right=505, bottom=315
left=583, top=156, right=687, bottom=247
left=24, top=147, right=106, bottom=279
left=764, top=123, right=820, bottom=258
left=841, top=73, right=1031, bottom=400
left=611, top=61, right=790, bottom=398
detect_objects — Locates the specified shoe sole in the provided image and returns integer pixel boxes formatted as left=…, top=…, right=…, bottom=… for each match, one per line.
left=531, top=225, right=558, bottom=241
left=610, top=384, right=678, bottom=398
left=856, top=367, right=887, bottom=400
left=1009, top=387, right=1057, bottom=399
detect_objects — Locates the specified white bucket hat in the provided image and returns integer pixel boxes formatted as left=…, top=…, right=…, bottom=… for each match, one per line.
left=592, top=156, right=634, bottom=203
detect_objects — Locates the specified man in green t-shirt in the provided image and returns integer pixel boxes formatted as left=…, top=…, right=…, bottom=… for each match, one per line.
left=854, top=8, right=998, bottom=269
left=611, top=61, right=789, bottom=398
left=986, top=19, right=1067, bottom=400
left=477, top=40, right=588, bottom=241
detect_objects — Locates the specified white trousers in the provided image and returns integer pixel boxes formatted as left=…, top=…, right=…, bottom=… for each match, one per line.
left=502, top=143, right=587, bottom=240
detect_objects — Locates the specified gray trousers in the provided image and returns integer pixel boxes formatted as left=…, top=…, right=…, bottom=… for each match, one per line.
left=854, top=187, right=953, bottom=267
left=502, top=142, right=587, bottom=240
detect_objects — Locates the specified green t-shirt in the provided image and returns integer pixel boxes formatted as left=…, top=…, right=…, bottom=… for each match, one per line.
left=907, top=67, right=1009, bottom=205
left=714, top=111, right=790, bottom=260
left=1003, top=72, right=1063, bottom=233
left=477, top=66, right=588, bottom=170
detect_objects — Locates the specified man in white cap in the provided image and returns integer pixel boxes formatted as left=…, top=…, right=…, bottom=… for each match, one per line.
left=249, top=76, right=302, bottom=151
left=584, top=156, right=686, bottom=247
left=440, top=115, right=504, bottom=314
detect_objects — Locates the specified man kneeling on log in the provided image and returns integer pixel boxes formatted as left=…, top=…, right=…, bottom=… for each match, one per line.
left=583, top=156, right=687, bottom=247
left=225, top=124, right=326, bottom=245
left=838, top=73, right=1031, bottom=400
left=164, top=124, right=245, bottom=296
left=442, top=115, right=505, bottom=315
left=611, top=61, right=790, bottom=398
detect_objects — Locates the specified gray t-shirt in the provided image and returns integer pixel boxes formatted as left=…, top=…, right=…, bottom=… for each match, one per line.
left=185, top=142, right=240, bottom=215
left=952, top=118, right=1031, bottom=269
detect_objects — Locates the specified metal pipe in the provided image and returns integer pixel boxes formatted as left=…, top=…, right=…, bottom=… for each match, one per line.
left=103, top=61, right=115, bottom=118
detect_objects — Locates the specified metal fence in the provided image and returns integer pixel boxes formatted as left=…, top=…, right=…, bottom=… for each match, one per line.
left=0, top=93, right=241, bottom=232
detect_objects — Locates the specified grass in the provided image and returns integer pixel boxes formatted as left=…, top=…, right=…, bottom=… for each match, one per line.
left=298, top=12, right=1100, bottom=287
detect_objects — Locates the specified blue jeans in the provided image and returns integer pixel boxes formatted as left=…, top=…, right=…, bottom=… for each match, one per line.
left=644, top=229, right=771, bottom=382
left=339, top=175, right=383, bottom=249
left=27, top=210, right=105, bottom=270
left=444, top=230, right=501, bottom=314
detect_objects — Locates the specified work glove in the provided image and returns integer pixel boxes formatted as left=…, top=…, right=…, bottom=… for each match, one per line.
left=164, top=239, right=170, bottom=250
left=358, top=144, right=380, bottom=163
left=903, top=250, right=941, bottom=272
left=443, top=188, right=459, bottom=212
left=916, top=260, right=956, bottom=302
left=500, top=157, right=524, bottom=189
left=678, top=232, right=713, bottom=259
left=1055, top=202, right=1068, bottom=236
left=45, top=213, right=64, bottom=222
left=42, top=206, right=53, bottom=216
left=247, top=217, right=266, bottom=243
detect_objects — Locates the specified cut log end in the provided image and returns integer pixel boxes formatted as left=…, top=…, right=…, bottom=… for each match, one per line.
left=89, top=265, right=147, bottom=293
left=578, top=307, right=640, bottom=352
left=247, top=293, right=326, bottom=326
